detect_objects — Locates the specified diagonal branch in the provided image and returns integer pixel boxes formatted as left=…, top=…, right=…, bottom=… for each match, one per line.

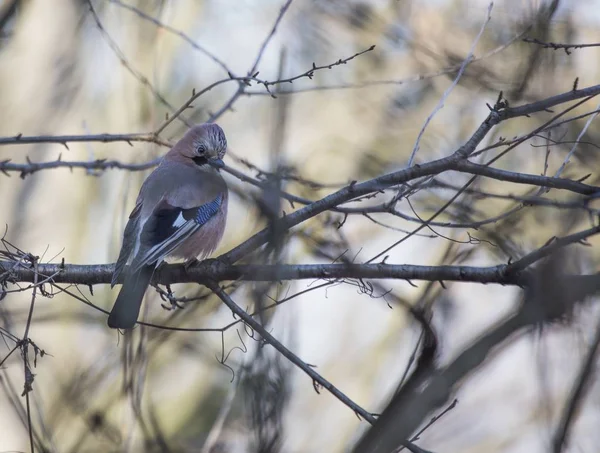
left=223, top=83, right=600, bottom=264
left=552, top=316, right=600, bottom=453
left=205, top=281, right=377, bottom=423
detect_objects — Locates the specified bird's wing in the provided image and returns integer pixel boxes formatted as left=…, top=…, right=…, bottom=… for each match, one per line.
left=131, top=193, right=224, bottom=271
left=111, top=202, right=142, bottom=287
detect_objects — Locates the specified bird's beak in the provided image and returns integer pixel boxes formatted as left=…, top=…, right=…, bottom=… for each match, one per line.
left=209, top=158, right=224, bottom=170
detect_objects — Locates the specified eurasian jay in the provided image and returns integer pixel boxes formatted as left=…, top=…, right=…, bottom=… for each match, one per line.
left=108, top=123, right=229, bottom=329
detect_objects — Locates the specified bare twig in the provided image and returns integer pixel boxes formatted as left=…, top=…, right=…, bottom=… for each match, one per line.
left=108, top=0, right=233, bottom=75
left=248, top=0, right=294, bottom=76
left=206, top=281, right=377, bottom=423
left=553, top=98, right=600, bottom=178
left=154, top=45, right=376, bottom=133
left=0, top=133, right=169, bottom=148
left=523, top=37, right=600, bottom=54
left=86, top=0, right=183, bottom=122
left=244, top=24, right=531, bottom=96
left=0, top=157, right=160, bottom=178
left=22, top=256, right=38, bottom=453
left=408, top=2, right=493, bottom=166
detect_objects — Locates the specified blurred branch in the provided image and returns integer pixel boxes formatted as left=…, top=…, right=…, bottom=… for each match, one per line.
left=108, top=0, right=233, bottom=75
left=353, top=311, right=530, bottom=453
left=0, top=0, right=17, bottom=33
left=86, top=0, right=184, bottom=122
left=552, top=315, right=600, bottom=453
left=553, top=98, right=600, bottom=179
left=353, top=250, right=600, bottom=453
left=248, top=0, right=294, bottom=75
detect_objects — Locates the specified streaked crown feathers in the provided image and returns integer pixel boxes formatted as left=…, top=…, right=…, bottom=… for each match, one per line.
left=189, top=123, right=227, bottom=159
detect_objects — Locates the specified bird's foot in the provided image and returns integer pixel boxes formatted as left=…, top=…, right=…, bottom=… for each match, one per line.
left=157, top=284, right=185, bottom=310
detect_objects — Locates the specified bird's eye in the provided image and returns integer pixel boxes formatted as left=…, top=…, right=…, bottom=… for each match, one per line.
left=196, top=144, right=207, bottom=154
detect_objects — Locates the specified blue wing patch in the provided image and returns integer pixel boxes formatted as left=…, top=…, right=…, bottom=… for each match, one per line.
left=184, top=194, right=222, bottom=227
left=133, top=195, right=224, bottom=270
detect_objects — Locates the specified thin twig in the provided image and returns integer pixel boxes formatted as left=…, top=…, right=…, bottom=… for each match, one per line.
left=87, top=0, right=183, bottom=123
left=523, top=37, right=600, bottom=54
left=154, top=45, right=376, bottom=133
left=248, top=0, right=294, bottom=76
left=0, top=157, right=160, bottom=177
left=553, top=98, right=600, bottom=179
left=108, top=0, right=233, bottom=75
left=407, top=2, right=493, bottom=166
left=243, top=24, right=530, bottom=96
left=222, top=83, right=600, bottom=265
left=22, top=256, right=38, bottom=453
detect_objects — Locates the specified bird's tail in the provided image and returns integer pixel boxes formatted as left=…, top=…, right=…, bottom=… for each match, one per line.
left=108, top=265, right=154, bottom=329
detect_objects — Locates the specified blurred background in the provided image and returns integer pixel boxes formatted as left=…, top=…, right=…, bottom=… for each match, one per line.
left=1, top=0, right=600, bottom=451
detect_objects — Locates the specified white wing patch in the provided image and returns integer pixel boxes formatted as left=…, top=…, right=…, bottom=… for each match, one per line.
left=172, top=212, right=186, bottom=228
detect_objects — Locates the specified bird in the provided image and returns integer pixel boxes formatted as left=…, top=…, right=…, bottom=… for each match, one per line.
left=108, top=123, right=229, bottom=329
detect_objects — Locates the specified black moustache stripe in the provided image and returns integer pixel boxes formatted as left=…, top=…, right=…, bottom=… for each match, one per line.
left=192, top=156, right=208, bottom=166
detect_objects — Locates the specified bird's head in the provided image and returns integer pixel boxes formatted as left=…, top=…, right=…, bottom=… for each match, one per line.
left=170, top=123, right=228, bottom=168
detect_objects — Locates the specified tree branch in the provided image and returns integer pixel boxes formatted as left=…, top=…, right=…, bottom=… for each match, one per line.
left=0, top=133, right=169, bottom=147
left=206, top=281, right=377, bottom=424
left=0, top=260, right=525, bottom=287
left=453, top=160, right=598, bottom=195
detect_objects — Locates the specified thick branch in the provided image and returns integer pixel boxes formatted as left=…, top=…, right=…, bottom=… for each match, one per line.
left=222, top=155, right=461, bottom=263
left=0, top=261, right=524, bottom=286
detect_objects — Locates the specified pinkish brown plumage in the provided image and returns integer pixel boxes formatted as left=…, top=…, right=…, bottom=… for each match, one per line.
left=108, top=123, right=229, bottom=329
left=170, top=190, right=228, bottom=260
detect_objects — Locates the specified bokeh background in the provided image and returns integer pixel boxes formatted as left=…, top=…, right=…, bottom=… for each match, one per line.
left=1, top=0, right=600, bottom=451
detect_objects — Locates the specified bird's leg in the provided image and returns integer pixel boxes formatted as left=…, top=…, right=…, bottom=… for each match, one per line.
left=153, top=262, right=184, bottom=310
left=158, top=284, right=186, bottom=310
